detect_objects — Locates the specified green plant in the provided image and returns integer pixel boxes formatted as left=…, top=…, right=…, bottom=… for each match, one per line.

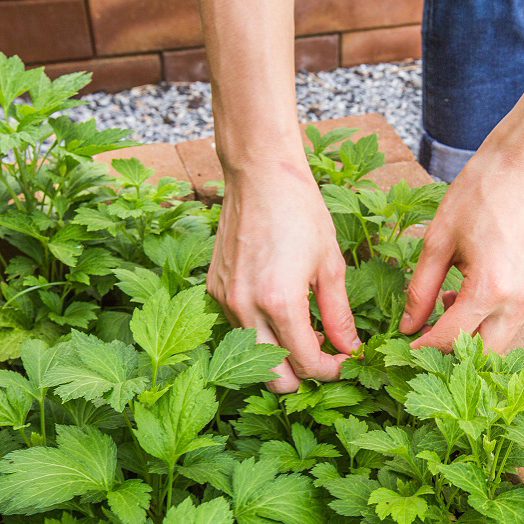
left=1, top=56, right=523, bottom=524
left=0, top=54, right=214, bottom=359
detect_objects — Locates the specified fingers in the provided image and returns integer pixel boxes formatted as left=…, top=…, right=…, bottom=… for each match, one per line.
left=264, top=292, right=349, bottom=383
left=400, top=231, right=453, bottom=335
left=410, top=290, right=486, bottom=352
left=257, top=325, right=301, bottom=394
left=314, top=265, right=361, bottom=353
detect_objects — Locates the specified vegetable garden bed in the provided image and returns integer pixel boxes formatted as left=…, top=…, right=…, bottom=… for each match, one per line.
left=1, top=53, right=524, bottom=524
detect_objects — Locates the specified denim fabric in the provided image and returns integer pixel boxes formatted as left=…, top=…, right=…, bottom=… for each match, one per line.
left=420, top=0, right=524, bottom=181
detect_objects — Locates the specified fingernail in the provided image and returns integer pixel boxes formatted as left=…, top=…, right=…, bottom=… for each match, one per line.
left=399, top=313, right=411, bottom=332
left=352, top=339, right=362, bottom=350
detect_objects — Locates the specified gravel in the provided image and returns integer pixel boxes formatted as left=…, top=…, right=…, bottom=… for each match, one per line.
left=67, top=59, right=423, bottom=155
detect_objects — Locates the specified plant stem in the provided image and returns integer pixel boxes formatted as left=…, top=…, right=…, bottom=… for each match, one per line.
left=358, top=217, right=374, bottom=257
left=122, top=406, right=151, bottom=485
left=351, top=247, right=360, bottom=268
left=151, top=359, right=159, bottom=389
left=18, top=428, right=31, bottom=447
left=166, top=468, right=175, bottom=511
left=39, top=396, right=46, bottom=445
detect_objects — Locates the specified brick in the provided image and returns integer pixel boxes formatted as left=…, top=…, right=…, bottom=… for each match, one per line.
left=341, top=25, right=421, bottom=67
left=0, top=0, right=92, bottom=64
left=295, top=34, right=340, bottom=72
left=95, top=143, right=193, bottom=199
left=176, top=137, right=222, bottom=204
left=300, top=114, right=414, bottom=164
left=163, top=48, right=209, bottom=83
left=365, top=160, right=432, bottom=192
left=39, top=55, right=161, bottom=94
left=89, top=0, right=203, bottom=56
left=163, top=35, right=339, bottom=84
left=177, top=114, right=414, bottom=203
left=295, top=0, right=423, bottom=36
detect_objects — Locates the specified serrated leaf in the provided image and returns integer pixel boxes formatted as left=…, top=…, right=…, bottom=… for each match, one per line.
left=130, top=286, right=216, bottom=369
left=244, top=391, right=281, bottom=416
left=206, top=328, right=288, bottom=389
left=449, top=360, right=481, bottom=421
left=231, top=458, right=324, bottom=524
left=321, top=184, right=361, bottom=215
left=0, top=425, right=117, bottom=514
left=335, top=415, right=368, bottom=460
left=0, top=386, right=32, bottom=430
left=368, top=487, right=431, bottom=524
left=412, top=346, right=454, bottom=381
left=43, top=330, right=147, bottom=411
left=469, top=489, right=524, bottom=523
left=438, top=462, right=488, bottom=500
left=107, top=479, right=152, bottom=524
left=112, top=157, right=154, bottom=186
left=164, top=496, right=233, bottom=524
left=49, top=301, right=98, bottom=328
left=405, top=373, right=459, bottom=420
left=114, top=267, right=164, bottom=303
left=134, top=365, right=218, bottom=468
left=375, top=338, right=414, bottom=367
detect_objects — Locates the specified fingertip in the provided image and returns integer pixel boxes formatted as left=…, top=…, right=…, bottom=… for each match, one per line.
left=266, top=360, right=301, bottom=394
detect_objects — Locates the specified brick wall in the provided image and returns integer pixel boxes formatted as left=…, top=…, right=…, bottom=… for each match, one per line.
left=0, top=0, right=422, bottom=94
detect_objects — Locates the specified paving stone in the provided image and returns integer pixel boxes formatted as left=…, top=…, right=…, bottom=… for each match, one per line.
left=0, top=0, right=92, bottom=64
left=295, top=0, right=423, bottom=35
left=95, top=143, right=193, bottom=199
left=341, top=25, right=421, bottom=67
left=38, top=55, right=162, bottom=94
left=299, top=114, right=415, bottom=164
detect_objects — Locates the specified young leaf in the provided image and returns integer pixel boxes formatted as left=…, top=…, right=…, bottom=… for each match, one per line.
left=113, top=266, right=164, bottom=304
left=335, top=415, right=368, bottom=460
left=368, top=486, right=433, bottom=524
left=48, top=301, right=98, bottom=329
left=206, top=328, right=288, bottom=389
left=231, top=458, right=324, bottom=524
left=437, top=462, right=488, bottom=501
left=112, top=157, right=154, bottom=186
left=130, top=286, right=217, bottom=369
left=0, top=425, right=117, bottom=514
left=43, top=330, right=147, bottom=411
left=133, top=365, right=218, bottom=469
left=164, top=497, right=233, bottom=524
left=0, top=386, right=32, bottom=430
left=405, top=373, right=459, bottom=420
left=106, top=479, right=152, bottom=524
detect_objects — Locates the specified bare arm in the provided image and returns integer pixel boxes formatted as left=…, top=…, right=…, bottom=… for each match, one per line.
left=199, top=0, right=361, bottom=393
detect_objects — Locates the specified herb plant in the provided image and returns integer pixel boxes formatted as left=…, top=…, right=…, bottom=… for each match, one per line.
left=0, top=55, right=523, bottom=524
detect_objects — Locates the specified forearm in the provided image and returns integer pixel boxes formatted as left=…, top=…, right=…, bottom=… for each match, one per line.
left=198, top=0, right=304, bottom=173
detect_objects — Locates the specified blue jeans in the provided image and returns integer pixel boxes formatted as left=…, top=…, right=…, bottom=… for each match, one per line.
left=420, top=0, right=524, bottom=182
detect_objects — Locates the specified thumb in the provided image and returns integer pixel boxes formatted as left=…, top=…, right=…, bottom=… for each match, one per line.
left=314, top=266, right=361, bottom=353
left=400, top=234, right=452, bottom=335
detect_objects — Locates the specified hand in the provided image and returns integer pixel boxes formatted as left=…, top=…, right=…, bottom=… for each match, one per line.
left=207, top=159, right=361, bottom=393
left=400, top=140, right=524, bottom=353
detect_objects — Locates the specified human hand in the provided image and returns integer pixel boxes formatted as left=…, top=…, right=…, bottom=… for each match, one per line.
left=400, top=139, right=524, bottom=353
left=207, top=159, right=361, bottom=393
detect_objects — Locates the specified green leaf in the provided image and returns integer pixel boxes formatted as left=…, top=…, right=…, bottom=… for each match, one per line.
left=107, top=479, right=152, bottom=524
left=177, top=437, right=236, bottom=493
left=244, top=390, right=281, bottom=416
left=0, top=211, right=46, bottom=241
left=95, top=311, right=133, bottom=345
left=412, top=346, right=454, bottom=381
left=112, top=157, right=154, bottom=186
left=313, top=471, right=379, bottom=517
left=0, top=386, right=32, bottom=430
left=231, top=458, right=324, bottom=524
left=493, top=370, right=524, bottom=424
left=73, top=205, right=122, bottom=236
left=0, top=425, right=117, bottom=514
left=113, top=267, right=164, bottom=304
left=130, top=286, right=216, bottom=369
left=321, top=184, right=361, bottom=215
left=232, top=412, right=283, bottom=441
left=505, top=415, right=524, bottom=446
left=449, top=360, right=481, bottom=421
left=260, top=423, right=339, bottom=472
left=362, top=257, right=405, bottom=315
left=469, top=489, right=524, bottom=523
left=134, top=365, right=218, bottom=468
left=144, top=232, right=215, bottom=278
left=206, top=328, right=288, bottom=389
left=48, top=235, right=83, bottom=267
left=405, top=373, right=459, bottom=420
left=375, top=338, right=414, bottom=367
left=21, top=339, right=60, bottom=394
left=335, top=415, right=368, bottom=460
left=164, top=497, right=233, bottom=524
left=437, top=462, right=488, bottom=500
left=368, top=486, right=431, bottom=524
left=352, top=426, right=411, bottom=459
left=49, top=301, right=98, bottom=328
left=43, top=330, right=147, bottom=411
left=0, top=54, right=42, bottom=110
left=68, top=248, right=118, bottom=284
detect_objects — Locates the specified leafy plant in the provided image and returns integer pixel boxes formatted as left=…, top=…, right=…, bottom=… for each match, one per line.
left=1, top=56, right=523, bottom=524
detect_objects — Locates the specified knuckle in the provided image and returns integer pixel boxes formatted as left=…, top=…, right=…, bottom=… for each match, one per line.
left=257, top=289, right=298, bottom=320
left=293, top=362, right=318, bottom=380
left=422, top=227, right=445, bottom=255
left=224, top=286, right=248, bottom=315
left=406, top=282, right=424, bottom=306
